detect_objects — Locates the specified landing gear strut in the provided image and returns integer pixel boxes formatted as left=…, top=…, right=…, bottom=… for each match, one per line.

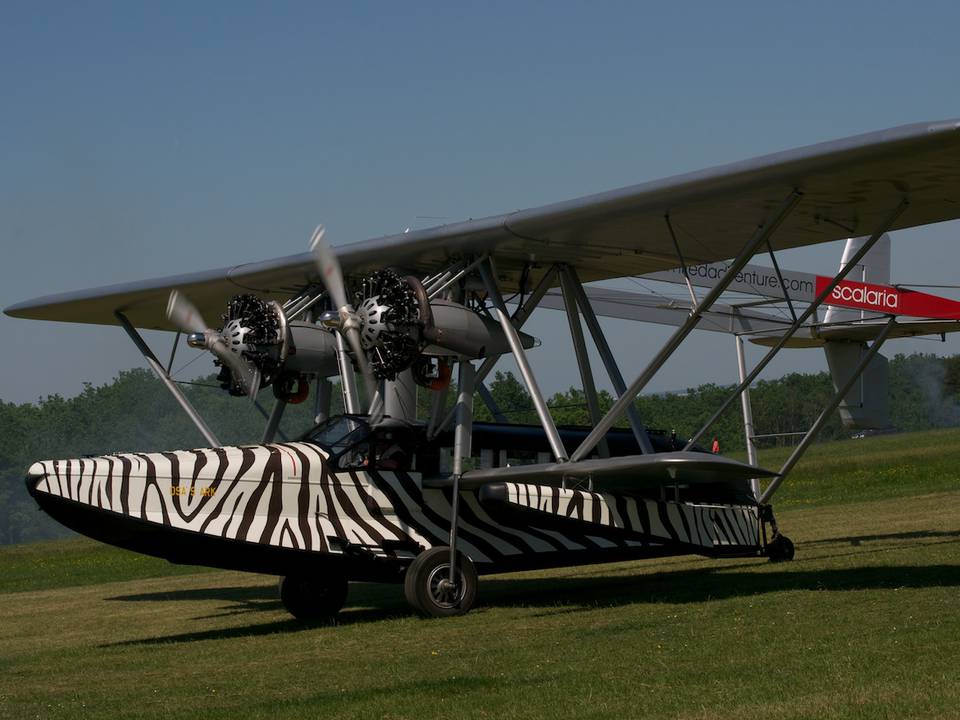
left=404, top=546, right=478, bottom=617
left=279, top=572, right=349, bottom=621
left=760, top=504, right=795, bottom=563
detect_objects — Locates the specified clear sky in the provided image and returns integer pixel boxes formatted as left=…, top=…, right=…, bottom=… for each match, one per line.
left=3, top=1, right=960, bottom=405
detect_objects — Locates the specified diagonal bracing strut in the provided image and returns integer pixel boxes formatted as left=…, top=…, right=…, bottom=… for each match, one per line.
left=431, top=264, right=560, bottom=439
left=560, top=265, right=609, bottom=457
left=758, top=314, right=897, bottom=504
left=570, top=190, right=804, bottom=462
left=684, top=198, right=909, bottom=452
left=116, top=311, right=221, bottom=447
left=562, top=265, right=655, bottom=454
left=479, top=258, right=568, bottom=462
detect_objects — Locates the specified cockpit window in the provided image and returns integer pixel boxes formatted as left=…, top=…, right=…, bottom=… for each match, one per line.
left=301, top=417, right=414, bottom=471
left=301, top=416, right=371, bottom=457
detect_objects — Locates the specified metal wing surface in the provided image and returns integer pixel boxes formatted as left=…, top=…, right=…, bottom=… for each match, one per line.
left=7, top=119, right=960, bottom=331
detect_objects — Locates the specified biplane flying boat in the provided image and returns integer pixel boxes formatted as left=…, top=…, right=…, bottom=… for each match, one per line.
left=8, top=119, right=960, bottom=619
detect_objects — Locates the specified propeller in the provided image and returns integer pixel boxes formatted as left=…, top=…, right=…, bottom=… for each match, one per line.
left=309, top=225, right=384, bottom=424
left=166, top=290, right=261, bottom=400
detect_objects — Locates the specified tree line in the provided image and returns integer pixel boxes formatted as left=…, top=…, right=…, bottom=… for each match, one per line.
left=2, top=352, right=958, bottom=544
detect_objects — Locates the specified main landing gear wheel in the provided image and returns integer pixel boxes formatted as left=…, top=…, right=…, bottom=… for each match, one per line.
left=767, top=534, right=795, bottom=563
left=404, top=546, right=478, bottom=618
left=279, top=573, right=349, bottom=621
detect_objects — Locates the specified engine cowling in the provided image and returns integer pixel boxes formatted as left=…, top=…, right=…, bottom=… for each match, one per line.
left=211, top=270, right=537, bottom=396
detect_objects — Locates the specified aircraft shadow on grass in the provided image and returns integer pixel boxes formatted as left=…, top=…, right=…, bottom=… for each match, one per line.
left=102, top=527, right=960, bottom=647
left=806, top=528, right=960, bottom=547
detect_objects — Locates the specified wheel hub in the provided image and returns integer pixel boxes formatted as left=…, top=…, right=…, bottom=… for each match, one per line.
left=426, top=565, right=464, bottom=609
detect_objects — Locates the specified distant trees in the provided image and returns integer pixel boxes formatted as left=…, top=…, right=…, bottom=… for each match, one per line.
left=2, top=352, right=959, bottom=544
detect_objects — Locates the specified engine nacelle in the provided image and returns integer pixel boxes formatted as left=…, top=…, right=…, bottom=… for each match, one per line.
left=423, top=299, right=536, bottom=358
left=284, top=322, right=340, bottom=377
left=212, top=274, right=539, bottom=397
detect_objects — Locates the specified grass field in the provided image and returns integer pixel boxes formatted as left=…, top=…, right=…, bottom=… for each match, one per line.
left=1, top=429, right=959, bottom=719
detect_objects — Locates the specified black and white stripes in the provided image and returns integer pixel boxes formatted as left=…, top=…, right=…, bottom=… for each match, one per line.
left=27, top=440, right=762, bottom=573
left=488, top=482, right=760, bottom=550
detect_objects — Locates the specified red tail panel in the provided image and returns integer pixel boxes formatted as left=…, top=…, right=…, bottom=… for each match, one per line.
left=815, top=277, right=960, bottom=319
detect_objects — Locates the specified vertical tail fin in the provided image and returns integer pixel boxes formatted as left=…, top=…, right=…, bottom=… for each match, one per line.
left=823, top=233, right=892, bottom=430
left=823, top=234, right=891, bottom=324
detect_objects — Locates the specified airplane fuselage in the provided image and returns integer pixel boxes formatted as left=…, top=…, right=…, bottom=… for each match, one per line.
left=25, top=419, right=765, bottom=583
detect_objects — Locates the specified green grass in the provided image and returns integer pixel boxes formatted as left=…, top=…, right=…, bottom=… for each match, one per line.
left=746, top=426, right=960, bottom=508
left=1, top=429, right=959, bottom=719
left=0, top=538, right=211, bottom=595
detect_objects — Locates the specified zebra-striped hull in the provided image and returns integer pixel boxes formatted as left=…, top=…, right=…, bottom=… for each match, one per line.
left=25, top=441, right=763, bottom=580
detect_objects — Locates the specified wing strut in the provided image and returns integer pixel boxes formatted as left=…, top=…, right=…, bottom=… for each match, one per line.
left=734, top=333, right=760, bottom=499
left=559, top=265, right=610, bottom=458
left=561, top=265, right=655, bottom=454
left=570, top=189, right=804, bottom=463
left=261, top=398, right=287, bottom=444
left=477, top=382, right=509, bottom=423
left=664, top=213, right=699, bottom=310
left=447, top=359, right=475, bottom=585
left=766, top=239, right=798, bottom=323
left=758, top=314, right=897, bottom=504
left=430, top=264, right=560, bottom=439
left=480, top=258, right=568, bottom=462
left=684, top=197, right=909, bottom=451
left=314, top=377, right=333, bottom=425
left=115, top=311, right=221, bottom=447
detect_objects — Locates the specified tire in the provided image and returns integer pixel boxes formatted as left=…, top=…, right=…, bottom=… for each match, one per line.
left=403, top=546, right=478, bottom=617
left=279, top=573, right=349, bottom=621
left=767, top=534, right=795, bottom=563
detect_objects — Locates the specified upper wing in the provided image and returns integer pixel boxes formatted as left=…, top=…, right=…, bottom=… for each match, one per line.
left=7, top=119, right=960, bottom=331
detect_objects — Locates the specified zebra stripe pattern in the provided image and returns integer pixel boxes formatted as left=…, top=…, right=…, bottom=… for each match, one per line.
left=27, top=441, right=761, bottom=570
left=498, top=482, right=760, bottom=550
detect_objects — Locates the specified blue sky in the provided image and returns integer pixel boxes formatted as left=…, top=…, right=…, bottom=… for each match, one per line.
left=2, top=1, right=960, bottom=404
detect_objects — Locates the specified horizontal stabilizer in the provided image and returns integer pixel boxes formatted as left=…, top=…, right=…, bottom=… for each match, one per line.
left=749, top=318, right=960, bottom=347
left=425, top=452, right=778, bottom=493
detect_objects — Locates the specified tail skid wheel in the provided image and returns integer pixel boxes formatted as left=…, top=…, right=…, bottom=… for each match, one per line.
left=404, top=547, right=478, bottom=617
left=767, top=534, right=795, bottom=563
left=279, top=573, right=349, bottom=622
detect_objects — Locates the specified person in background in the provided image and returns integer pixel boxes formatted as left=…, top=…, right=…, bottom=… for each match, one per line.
left=711, top=437, right=720, bottom=454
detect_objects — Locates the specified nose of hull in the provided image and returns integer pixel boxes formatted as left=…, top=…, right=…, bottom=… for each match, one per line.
left=19, top=444, right=359, bottom=579
left=24, top=461, right=48, bottom=497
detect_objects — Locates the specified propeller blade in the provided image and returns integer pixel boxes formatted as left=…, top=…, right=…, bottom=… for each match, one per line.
left=166, top=290, right=207, bottom=335
left=208, top=337, right=261, bottom=401
left=166, top=290, right=260, bottom=401
left=343, top=324, right=384, bottom=425
left=309, top=225, right=348, bottom=311
left=308, top=225, right=383, bottom=424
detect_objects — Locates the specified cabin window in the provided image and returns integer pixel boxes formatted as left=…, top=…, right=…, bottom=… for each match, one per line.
left=503, top=448, right=541, bottom=467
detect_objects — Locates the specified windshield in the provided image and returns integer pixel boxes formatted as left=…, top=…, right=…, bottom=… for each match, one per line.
left=301, top=416, right=371, bottom=456
left=300, top=415, right=418, bottom=471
